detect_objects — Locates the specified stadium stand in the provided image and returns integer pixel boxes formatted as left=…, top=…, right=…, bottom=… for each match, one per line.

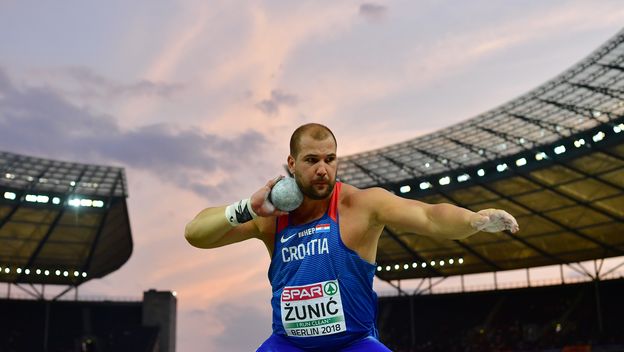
left=0, top=153, right=176, bottom=351
left=0, top=289, right=174, bottom=352
left=378, top=278, right=624, bottom=351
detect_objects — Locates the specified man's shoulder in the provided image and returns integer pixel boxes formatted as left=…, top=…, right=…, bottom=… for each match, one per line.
left=337, top=183, right=391, bottom=231
left=339, top=183, right=390, bottom=206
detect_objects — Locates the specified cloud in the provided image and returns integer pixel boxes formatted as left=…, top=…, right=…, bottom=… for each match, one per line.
left=255, top=89, right=299, bottom=116
left=34, top=66, right=184, bottom=101
left=0, top=67, right=265, bottom=198
left=359, top=3, right=388, bottom=22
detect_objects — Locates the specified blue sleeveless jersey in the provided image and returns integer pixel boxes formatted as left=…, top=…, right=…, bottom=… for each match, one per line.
left=268, top=182, right=379, bottom=350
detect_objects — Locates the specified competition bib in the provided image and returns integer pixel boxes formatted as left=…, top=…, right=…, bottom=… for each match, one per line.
left=280, top=280, right=346, bottom=337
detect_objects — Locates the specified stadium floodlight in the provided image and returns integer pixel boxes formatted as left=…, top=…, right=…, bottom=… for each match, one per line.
left=419, top=182, right=431, bottom=190
left=439, top=260, right=445, bottom=266
left=385, top=266, right=391, bottom=272
left=458, top=258, right=464, bottom=264
left=3, top=192, right=16, bottom=200
left=412, top=262, right=418, bottom=268
left=449, top=258, right=454, bottom=264
left=80, top=199, right=93, bottom=207
left=477, top=169, right=485, bottom=177
left=592, top=131, right=605, bottom=142
left=25, top=194, right=37, bottom=202
left=536, top=152, right=547, bottom=161
left=37, top=195, right=49, bottom=203
left=68, top=199, right=80, bottom=207
left=574, top=138, right=586, bottom=148
left=55, top=270, right=61, bottom=276
left=439, top=176, right=451, bottom=185
left=16, top=268, right=22, bottom=274
left=172, top=291, right=178, bottom=297
left=457, top=174, right=470, bottom=182
left=52, top=197, right=61, bottom=204
left=36, top=269, right=42, bottom=275
left=403, top=264, right=409, bottom=270
left=554, top=145, right=566, bottom=155
left=421, top=262, right=427, bottom=268
left=44, top=270, right=50, bottom=276
left=82, top=272, right=87, bottom=278
left=74, top=271, right=80, bottom=277
left=399, top=185, right=411, bottom=193
left=394, top=264, right=400, bottom=270
left=5, top=173, right=15, bottom=179
left=24, top=269, right=30, bottom=275
left=424, top=162, right=430, bottom=168
left=70, top=181, right=76, bottom=186
left=93, top=200, right=105, bottom=208
left=496, top=163, right=508, bottom=172
left=516, top=158, right=527, bottom=167
left=63, top=271, right=69, bottom=277
left=614, top=123, right=624, bottom=133
left=377, top=266, right=382, bottom=272
left=430, top=260, right=436, bottom=266
left=4, top=267, right=10, bottom=274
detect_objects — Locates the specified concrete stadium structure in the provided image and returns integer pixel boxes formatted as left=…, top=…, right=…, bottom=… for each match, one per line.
left=0, top=155, right=176, bottom=352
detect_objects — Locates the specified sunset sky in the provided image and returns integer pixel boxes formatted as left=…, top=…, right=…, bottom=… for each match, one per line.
left=2, top=1, right=624, bottom=350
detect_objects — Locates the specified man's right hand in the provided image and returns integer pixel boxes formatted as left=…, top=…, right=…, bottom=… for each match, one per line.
left=250, top=176, right=290, bottom=217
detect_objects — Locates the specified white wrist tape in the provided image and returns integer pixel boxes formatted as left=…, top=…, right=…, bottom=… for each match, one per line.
left=225, top=198, right=257, bottom=227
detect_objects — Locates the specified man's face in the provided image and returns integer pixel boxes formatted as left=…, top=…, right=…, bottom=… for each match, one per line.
left=288, top=134, right=337, bottom=200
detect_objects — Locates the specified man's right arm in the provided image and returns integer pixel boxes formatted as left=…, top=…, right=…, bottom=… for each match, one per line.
left=184, top=177, right=287, bottom=249
left=184, top=206, right=261, bottom=248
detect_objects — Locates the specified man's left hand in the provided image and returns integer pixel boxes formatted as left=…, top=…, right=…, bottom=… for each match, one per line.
left=471, top=209, right=519, bottom=233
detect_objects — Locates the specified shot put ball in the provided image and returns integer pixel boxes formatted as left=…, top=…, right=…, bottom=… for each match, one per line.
left=270, top=177, right=303, bottom=211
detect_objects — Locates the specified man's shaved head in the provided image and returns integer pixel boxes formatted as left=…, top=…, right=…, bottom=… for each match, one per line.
left=289, top=123, right=337, bottom=157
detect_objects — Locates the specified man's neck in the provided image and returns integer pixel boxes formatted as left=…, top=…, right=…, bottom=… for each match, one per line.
left=289, top=196, right=331, bottom=225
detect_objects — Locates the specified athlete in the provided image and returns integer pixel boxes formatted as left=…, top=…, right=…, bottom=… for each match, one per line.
left=185, top=123, right=519, bottom=351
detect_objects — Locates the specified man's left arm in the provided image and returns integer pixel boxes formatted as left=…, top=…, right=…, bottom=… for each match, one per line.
left=368, top=187, right=519, bottom=240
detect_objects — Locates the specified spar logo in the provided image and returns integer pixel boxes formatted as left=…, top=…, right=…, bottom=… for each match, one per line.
left=282, top=283, right=323, bottom=301
left=281, top=281, right=339, bottom=302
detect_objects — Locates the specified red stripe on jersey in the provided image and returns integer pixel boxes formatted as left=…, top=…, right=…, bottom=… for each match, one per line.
left=328, top=182, right=341, bottom=222
left=276, top=214, right=289, bottom=234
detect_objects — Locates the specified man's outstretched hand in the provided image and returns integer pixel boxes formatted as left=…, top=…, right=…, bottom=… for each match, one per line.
left=471, top=209, right=519, bottom=233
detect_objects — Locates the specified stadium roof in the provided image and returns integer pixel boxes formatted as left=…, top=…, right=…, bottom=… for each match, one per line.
left=0, top=152, right=132, bottom=286
left=336, top=28, right=624, bottom=280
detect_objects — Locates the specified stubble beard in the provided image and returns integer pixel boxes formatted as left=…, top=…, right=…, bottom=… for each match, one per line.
left=295, top=175, right=335, bottom=200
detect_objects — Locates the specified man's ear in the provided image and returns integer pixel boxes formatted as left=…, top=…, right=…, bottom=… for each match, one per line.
left=287, top=155, right=295, bottom=175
